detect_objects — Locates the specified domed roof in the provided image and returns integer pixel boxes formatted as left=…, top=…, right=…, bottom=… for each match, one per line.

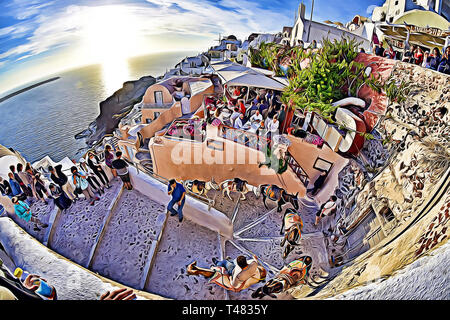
left=226, top=35, right=237, bottom=40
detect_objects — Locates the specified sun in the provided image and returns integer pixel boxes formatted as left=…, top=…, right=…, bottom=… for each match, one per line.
left=80, top=5, right=142, bottom=94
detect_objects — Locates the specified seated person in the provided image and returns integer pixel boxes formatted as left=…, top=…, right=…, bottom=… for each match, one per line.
left=250, top=110, right=263, bottom=124
left=258, top=101, right=268, bottom=115
left=231, top=255, right=261, bottom=290
left=229, top=107, right=241, bottom=126
left=245, top=101, right=258, bottom=118
left=234, top=114, right=245, bottom=129
left=287, top=126, right=308, bottom=139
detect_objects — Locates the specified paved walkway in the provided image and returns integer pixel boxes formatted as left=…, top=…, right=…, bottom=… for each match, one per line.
left=7, top=178, right=332, bottom=300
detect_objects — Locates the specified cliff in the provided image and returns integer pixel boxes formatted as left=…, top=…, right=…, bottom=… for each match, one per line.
left=75, top=75, right=156, bottom=146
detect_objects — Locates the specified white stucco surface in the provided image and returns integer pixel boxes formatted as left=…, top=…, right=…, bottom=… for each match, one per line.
left=330, top=241, right=450, bottom=300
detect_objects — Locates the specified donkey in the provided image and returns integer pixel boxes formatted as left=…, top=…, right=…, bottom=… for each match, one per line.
left=280, top=208, right=303, bottom=259
left=182, top=177, right=220, bottom=201
left=251, top=256, right=313, bottom=299
left=259, top=184, right=299, bottom=212
left=219, top=178, right=260, bottom=201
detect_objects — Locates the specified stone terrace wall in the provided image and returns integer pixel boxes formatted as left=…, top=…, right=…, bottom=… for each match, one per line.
left=303, top=60, right=450, bottom=299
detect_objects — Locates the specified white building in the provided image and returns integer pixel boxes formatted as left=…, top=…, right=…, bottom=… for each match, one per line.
left=372, top=0, right=449, bottom=23
left=290, top=3, right=372, bottom=50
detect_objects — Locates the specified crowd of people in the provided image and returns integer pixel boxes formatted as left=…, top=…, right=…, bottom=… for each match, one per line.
left=372, top=36, right=450, bottom=74
left=0, top=144, right=134, bottom=231
left=206, top=87, right=287, bottom=141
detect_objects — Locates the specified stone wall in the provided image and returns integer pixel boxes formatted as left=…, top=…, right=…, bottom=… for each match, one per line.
left=301, top=59, right=450, bottom=299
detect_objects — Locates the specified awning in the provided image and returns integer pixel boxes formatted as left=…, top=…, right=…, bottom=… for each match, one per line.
left=377, top=22, right=450, bottom=50
left=189, top=79, right=213, bottom=96
left=211, top=61, right=286, bottom=91
left=226, top=73, right=286, bottom=90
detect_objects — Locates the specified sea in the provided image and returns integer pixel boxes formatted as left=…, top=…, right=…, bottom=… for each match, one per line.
left=0, top=50, right=197, bottom=163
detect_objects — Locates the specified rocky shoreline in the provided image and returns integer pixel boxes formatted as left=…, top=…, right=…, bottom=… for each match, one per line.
left=75, top=75, right=156, bottom=146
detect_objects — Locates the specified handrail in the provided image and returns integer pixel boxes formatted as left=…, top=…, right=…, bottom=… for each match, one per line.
left=286, top=151, right=309, bottom=186
left=221, top=124, right=269, bottom=151
left=127, top=160, right=215, bottom=207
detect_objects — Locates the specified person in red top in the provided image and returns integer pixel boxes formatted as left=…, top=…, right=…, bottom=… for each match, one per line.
left=384, top=45, right=396, bottom=59
left=237, top=100, right=246, bottom=115
left=414, top=47, right=424, bottom=65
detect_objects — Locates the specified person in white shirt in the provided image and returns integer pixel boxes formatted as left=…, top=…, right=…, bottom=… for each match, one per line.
left=250, top=110, right=263, bottom=124
left=315, top=195, right=337, bottom=226
left=266, top=114, right=279, bottom=139
left=230, top=255, right=263, bottom=290
left=234, top=113, right=245, bottom=129
left=230, top=107, right=241, bottom=126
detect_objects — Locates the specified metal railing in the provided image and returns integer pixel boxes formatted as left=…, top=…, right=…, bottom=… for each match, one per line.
left=221, top=125, right=269, bottom=151
left=286, top=151, right=309, bottom=187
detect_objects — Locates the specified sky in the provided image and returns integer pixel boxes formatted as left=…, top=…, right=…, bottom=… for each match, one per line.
left=0, top=0, right=385, bottom=94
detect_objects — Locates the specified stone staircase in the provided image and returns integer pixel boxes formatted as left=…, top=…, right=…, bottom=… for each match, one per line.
left=10, top=175, right=330, bottom=300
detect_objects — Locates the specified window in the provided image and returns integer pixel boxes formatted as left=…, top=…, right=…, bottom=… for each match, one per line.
left=154, top=91, right=163, bottom=106
left=313, top=157, right=333, bottom=172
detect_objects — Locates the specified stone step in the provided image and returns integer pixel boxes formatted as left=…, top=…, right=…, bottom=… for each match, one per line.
left=47, top=180, right=123, bottom=267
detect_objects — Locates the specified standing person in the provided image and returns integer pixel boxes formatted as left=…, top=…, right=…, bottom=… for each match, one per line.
left=167, top=179, right=185, bottom=223
left=79, top=159, right=104, bottom=195
left=428, top=47, right=442, bottom=71
left=437, top=46, right=450, bottom=74
left=314, top=196, right=337, bottom=226
left=277, top=105, right=287, bottom=133
left=11, top=197, right=48, bottom=231
left=374, top=42, right=385, bottom=57
left=384, top=45, right=396, bottom=59
left=307, top=170, right=328, bottom=196
left=111, top=151, right=132, bottom=190
left=71, top=166, right=99, bottom=206
left=413, top=46, right=424, bottom=65
left=48, top=183, right=72, bottom=211
left=103, top=145, right=117, bottom=178
left=8, top=173, right=22, bottom=197
left=48, top=165, right=77, bottom=202
left=244, top=101, right=258, bottom=119
left=237, top=100, right=246, bottom=115
left=25, top=164, right=49, bottom=204
left=422, top=51, right=430, bottom=68
left=87, top=153, right=110, bottom=189
left=16, top=164, right=33, bottom=199
left=402, top=45, right=415, bottom=63
left=266, top=115, right=280, bottom=140
left=0, top=177, right=12, bottom=197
